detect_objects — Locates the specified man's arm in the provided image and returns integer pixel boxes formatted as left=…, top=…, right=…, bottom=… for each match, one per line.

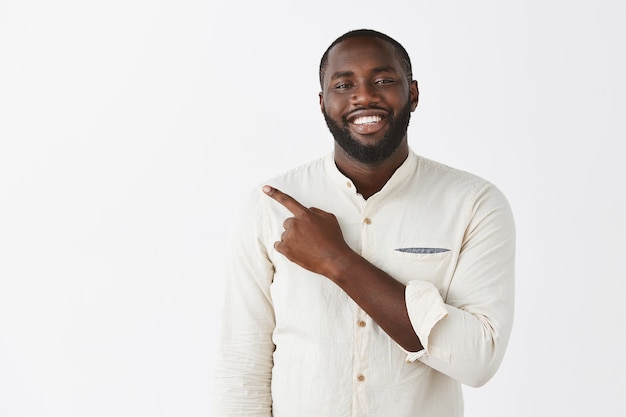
left=263, top=185, right=423, bottom=352
left=214, top=190, right=275, bottom=417
left=411, top=182, right=515, bottom=387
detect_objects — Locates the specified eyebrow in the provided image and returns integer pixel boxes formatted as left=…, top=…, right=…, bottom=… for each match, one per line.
left=330, top=66, right=398, bottom=80
left=330, top=70, right=355, bottom=80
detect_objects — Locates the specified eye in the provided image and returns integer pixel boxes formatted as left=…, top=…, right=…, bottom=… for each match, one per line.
left=375, top=78, right=395, bottom=85
left=335, top=82, right=353, bottom=90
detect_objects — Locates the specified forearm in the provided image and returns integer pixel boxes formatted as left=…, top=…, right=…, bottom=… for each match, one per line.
left=325, top=250, right=424, bottom=352
left=325, top=248, right=512, bottom=387
left=214, top=269, right=275, bottom=415
left=214, top=340, right=274, bottom=416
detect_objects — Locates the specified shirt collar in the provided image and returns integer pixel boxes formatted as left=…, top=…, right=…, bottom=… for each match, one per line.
left=323, top=149, right=419, bottom=199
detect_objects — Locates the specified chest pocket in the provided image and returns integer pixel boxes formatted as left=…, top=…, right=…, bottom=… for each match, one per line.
left=386, top=247, right=454, bottom=298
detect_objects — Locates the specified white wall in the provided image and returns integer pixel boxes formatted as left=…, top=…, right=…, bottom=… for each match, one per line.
left=1, top=1, right=625, bottom=416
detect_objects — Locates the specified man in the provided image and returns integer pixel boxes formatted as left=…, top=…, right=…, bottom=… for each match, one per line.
left=215, top=29, right=515, bottom=417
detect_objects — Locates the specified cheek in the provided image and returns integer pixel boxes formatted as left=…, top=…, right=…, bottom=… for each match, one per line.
left=323, top=98, right=345, bottom=117
left=384, top=88, right=408, bottom=105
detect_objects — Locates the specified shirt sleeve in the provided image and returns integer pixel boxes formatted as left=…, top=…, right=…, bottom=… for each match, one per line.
left=214, top=188, right=275, bottom=416
left=404, top=182, right=515, bottom=388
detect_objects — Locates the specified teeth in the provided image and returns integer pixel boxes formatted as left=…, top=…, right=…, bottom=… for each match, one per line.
left=353, top=115, right=381, bottom=125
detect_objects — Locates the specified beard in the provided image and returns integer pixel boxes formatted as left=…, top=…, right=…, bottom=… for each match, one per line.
left=323, top=100, right=412, bottom=164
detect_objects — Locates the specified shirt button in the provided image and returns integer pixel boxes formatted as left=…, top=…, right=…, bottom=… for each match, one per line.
left=364, top=218, right=372, bottom=225
left=346, top=181, right=352, bottom=188
left=357, top=374, right=365, bottom=382
left=358, top=320, right=366, bottom=327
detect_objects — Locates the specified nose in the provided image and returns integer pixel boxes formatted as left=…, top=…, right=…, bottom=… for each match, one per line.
left=351, top=82, right=379, bottom=106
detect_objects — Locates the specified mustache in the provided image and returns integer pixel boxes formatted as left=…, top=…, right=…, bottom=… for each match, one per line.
left=342, top=105, right=391, bottom=122
left=345, top=105, right=390, bottom=115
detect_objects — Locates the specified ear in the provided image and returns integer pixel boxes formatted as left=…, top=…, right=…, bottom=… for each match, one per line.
left=319, top=91, right=325, bottom=113
left=410, top=80, right=419, bottom=111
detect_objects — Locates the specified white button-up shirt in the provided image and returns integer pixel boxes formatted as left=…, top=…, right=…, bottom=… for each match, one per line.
left=215, top=150, right=515, bottom=417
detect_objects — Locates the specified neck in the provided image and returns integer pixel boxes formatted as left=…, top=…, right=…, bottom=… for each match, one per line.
left=334, top=140, right=409, bottom=199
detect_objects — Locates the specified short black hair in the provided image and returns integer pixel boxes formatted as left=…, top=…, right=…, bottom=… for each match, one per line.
left=319, top=29, right=413, bottom=89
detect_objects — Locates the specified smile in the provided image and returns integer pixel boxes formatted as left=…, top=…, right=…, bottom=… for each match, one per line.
left=352, top=115, right=383, bottom=125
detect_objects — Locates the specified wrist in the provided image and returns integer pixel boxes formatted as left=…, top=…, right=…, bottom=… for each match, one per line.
left=323, top=249, right=365, bottom=285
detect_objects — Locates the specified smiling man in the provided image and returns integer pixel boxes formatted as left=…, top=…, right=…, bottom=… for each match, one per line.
left=214, top=29, right=515, bottom=417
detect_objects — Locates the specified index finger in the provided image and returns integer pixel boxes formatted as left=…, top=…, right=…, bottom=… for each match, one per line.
left=263, top=185, right=307, bottom=215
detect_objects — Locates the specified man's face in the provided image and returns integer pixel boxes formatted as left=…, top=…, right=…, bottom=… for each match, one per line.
left=320, top=37, right=418, bottom=164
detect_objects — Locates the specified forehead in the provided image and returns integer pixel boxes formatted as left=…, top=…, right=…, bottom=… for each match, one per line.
left=325, top=37, right=401, bottom=76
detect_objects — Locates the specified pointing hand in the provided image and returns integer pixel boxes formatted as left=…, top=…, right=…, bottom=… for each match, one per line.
left=263, top=185, right=353, bottom=277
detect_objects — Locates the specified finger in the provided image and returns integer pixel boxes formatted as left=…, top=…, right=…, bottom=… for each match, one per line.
left=283, top=217, right=294, bottom=230
left=310, top=207, right=336, bottom=222
left=274, top=239, right=286, bottom=255
left=263, top=185, right=307, bottom=215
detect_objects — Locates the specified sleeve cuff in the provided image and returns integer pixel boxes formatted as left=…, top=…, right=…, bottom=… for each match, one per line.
left=403, top=280, right=448, bottom=362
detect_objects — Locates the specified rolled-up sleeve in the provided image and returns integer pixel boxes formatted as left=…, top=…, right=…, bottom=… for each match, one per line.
left=214, top=189, right=275, bottom=416
left=405, top=183, right=515, bottom=387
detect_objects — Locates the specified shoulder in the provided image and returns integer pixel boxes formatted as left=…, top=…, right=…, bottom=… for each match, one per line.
left=252, top=154, right=333, bottom=208
left=411, top=152, right=512, bottom=214
left=263, top=155, right=329, bottom=190
left=414, top=153, right=490, bottom=191
left=235, top=154, right=330, bottom=213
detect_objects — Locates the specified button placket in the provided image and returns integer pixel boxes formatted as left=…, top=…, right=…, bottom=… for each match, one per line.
left=354, top=201, right=374, bottom=415
left=353, top=308, right=370, bottom=415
